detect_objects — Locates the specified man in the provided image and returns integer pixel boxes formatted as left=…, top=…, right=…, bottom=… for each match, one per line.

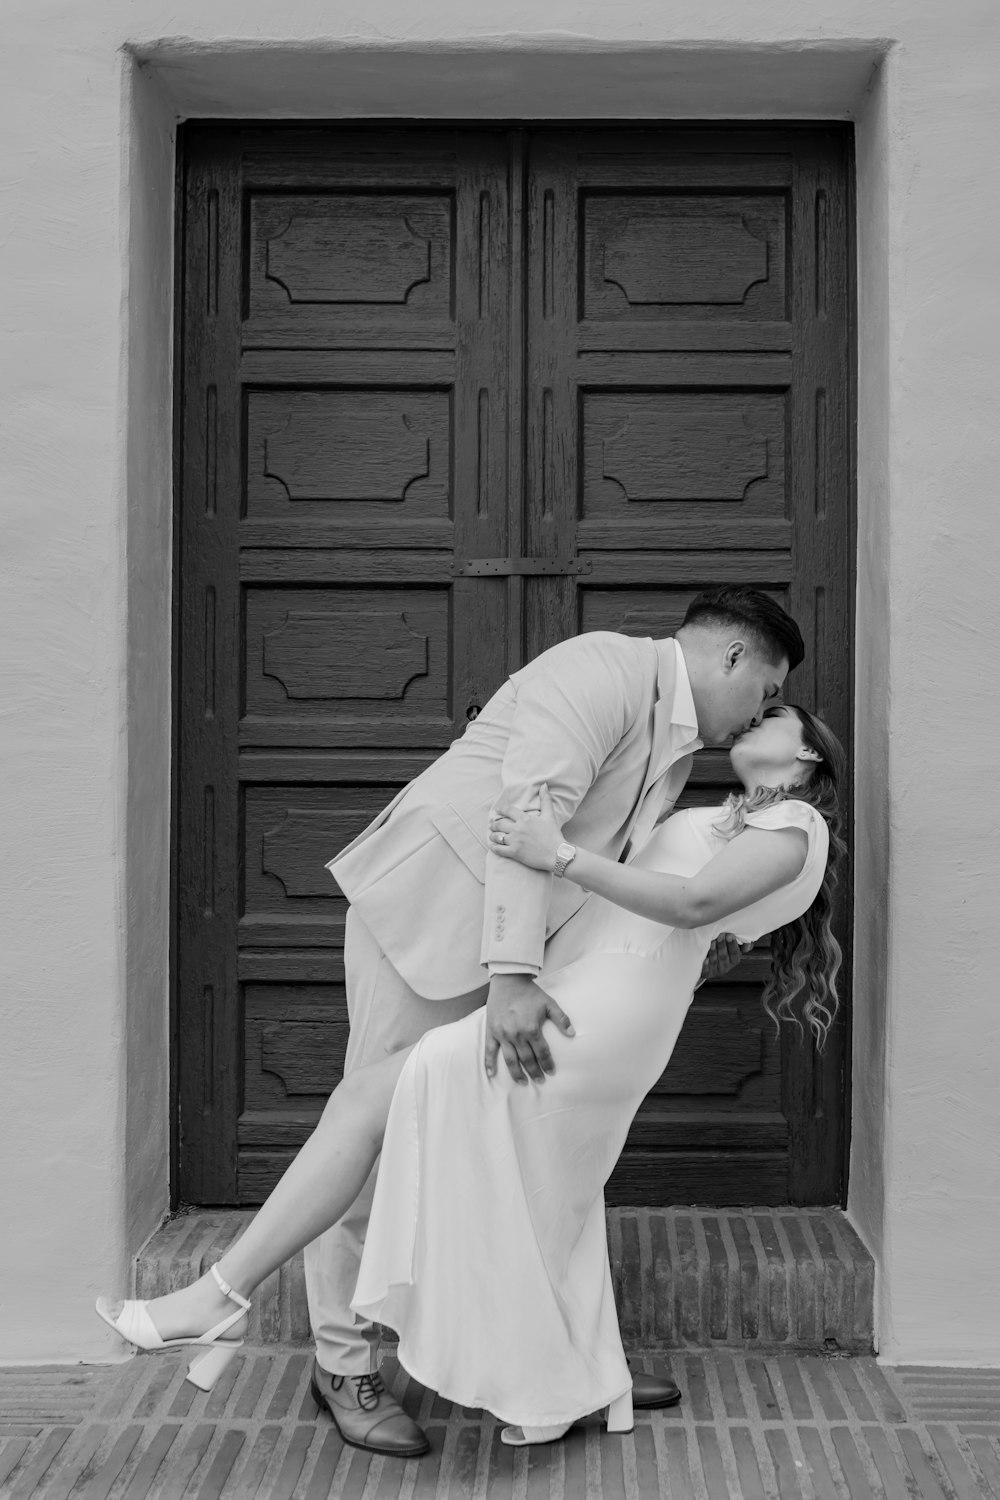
left=309, top=586, right=803, bottom=1455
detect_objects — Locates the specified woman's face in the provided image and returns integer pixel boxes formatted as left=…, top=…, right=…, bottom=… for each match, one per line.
left=728, top=706, right=819, bottom=790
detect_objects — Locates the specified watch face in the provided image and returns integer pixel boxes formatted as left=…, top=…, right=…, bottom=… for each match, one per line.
left=554, top=842, right=576, bottom=876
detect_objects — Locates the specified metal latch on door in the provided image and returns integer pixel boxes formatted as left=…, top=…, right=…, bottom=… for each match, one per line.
left=451, top=557, right=593, bottom=576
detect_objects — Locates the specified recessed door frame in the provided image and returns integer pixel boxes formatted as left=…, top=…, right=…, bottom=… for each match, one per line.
left=170, top=118, right=856, bottom=1211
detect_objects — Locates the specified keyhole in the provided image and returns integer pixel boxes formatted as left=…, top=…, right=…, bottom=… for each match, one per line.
left=466, top=703, right=481, bottom=722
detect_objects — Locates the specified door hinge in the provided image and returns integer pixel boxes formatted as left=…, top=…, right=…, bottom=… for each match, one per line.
left=451, top=557, right=593, bottom=577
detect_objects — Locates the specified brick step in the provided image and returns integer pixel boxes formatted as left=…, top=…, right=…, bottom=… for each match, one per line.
left=136, top=1207, right=874, bottom=1355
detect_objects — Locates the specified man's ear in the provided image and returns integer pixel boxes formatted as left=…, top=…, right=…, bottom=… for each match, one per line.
left=723, top=639, right=747, bottom=671
left=795, top=745, right=823, bottom=763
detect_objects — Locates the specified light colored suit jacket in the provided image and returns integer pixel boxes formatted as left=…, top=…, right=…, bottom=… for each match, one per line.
left=327, top=633, right=702, bottom=999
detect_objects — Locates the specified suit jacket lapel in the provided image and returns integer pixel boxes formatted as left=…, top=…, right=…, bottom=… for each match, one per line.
left=622, top=640, right=702, bottom=858
left=638, top=642, right=681, bottom=803
left=618, top=644, right=679, bottom=854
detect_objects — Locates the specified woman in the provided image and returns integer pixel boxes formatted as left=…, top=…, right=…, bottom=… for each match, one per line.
left=97, top=705, right=845, bottom=1447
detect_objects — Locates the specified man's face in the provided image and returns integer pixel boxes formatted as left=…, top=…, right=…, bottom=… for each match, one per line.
left=700, top=642, right=788, bottom=744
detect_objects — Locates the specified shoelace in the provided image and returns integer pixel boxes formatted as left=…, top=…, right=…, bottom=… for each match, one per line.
left=352, top=1372, right=386, bottom=1412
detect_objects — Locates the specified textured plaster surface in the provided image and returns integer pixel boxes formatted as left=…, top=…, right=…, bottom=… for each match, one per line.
left=847, top=62, right=891, bottom=1342
left=1, top=0, right=999, bottom=1366
left=121, top=59, right=175, bottom=1273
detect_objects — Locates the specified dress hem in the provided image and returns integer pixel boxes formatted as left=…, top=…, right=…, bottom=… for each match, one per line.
left=392, top=1343, right=633, bottom=1429
left=354, top=1300, right=633, bottom=1428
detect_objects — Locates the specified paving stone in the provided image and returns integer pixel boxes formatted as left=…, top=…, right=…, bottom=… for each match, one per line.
left=729, top=1425, right=768, bottom=1499
left=754, top=1214, right=791, bottom=1344
left=713, top=1354, right=746, bottom=1421
left=826, top=1355, right=880, bottom=1423
left=648, top=1209, right=675, bottom=1346
left=861, top=1362, right=910, bottom=1424
left=797, top=1425, right=843, bottom=1500
left=926, top=1425, right=991, bottom=1500
left=38, top=1424, right=109, bottom=1500
left=895, top=1367, right=1000, bottom=1422
left=0, top=1445, right=32, bottom=1490
left=964, top=1434, right=1000, bottom=1494
left=701, top=1215, right=733, bottom=1344
left=0, top=1371, right=116, bottom=1428
left=728, top=1215, right=762, bottom=1343
left=801, top=1355, right=848, bottom=1421
left=118, top=1424, right=183, bottom=1499
left=829, top=1425, right=880, bottom=1500
left=5, top=1428, right=74, bottom=1499
left=673, top=1212, right=702, bottom=1342
left=743, top=1357, right=780, bottom=1422
left=782, top=1214, right=820, bottom=1346
left=694, top=1424, right=731, bottom=1499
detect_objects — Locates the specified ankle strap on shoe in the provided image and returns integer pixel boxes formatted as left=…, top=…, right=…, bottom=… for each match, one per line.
left=210, top=1263, right=251, bottom=1311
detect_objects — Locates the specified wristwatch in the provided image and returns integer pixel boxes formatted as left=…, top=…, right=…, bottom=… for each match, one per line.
left=552, top=841, right=578, bottom=878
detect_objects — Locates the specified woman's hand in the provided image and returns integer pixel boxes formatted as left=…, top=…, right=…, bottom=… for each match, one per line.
left=488, top=783, right=563, bottom=872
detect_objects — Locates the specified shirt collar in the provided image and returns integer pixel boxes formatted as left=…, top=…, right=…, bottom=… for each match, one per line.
left=661, top=638, right=701, bottom=745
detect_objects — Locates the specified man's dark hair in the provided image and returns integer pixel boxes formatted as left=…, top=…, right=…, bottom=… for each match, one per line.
left=681, top=587, right=804, bottom=671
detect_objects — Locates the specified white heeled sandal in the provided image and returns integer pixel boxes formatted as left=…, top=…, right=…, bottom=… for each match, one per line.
left=500, top=1389, right=633, bottom=1446
left=95, top=1263, right=251, bottom=1391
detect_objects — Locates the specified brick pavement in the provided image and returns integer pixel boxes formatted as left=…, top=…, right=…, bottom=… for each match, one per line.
left=2, top=1349, right=999, bottom=1497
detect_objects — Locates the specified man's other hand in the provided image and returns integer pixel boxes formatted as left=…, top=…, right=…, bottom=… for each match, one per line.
left=484, top=973, right=575, bottom=1084
left=697, top=933, right=754, bottom=987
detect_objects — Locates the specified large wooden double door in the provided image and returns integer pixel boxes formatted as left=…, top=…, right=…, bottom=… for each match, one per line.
left=176, top=124, right=854, bottom=1207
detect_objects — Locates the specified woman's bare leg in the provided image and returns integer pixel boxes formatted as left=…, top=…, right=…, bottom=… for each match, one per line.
left=128, top=1046, right=414, bottom=1342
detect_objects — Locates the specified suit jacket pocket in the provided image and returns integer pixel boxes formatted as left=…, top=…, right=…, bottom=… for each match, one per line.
left=428, top=802, right=489, bottom=885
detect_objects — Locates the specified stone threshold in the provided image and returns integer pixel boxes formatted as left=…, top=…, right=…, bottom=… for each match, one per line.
left=136, top=1207, right=874, bottom=1355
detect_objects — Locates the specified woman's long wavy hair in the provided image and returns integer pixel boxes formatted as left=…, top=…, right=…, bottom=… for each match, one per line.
left=713, top=707, right=847, bottom=1053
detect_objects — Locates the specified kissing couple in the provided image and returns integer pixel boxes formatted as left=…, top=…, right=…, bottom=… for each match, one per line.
left=98, top=586, right=845, bottom=1454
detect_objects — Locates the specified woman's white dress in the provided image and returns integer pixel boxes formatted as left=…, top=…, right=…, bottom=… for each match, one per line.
left=351, top=799, right=829, bottom=1427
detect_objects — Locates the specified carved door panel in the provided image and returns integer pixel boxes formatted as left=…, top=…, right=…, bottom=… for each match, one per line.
left=177, top=130, right=516, bottom=1202
left=177, top=126, right=852, bottom=1206
left=521, top=129, right=853, bottom=1204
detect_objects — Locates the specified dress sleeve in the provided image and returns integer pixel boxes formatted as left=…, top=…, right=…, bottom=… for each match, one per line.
left=741, top=800, right=822, bottom=839
left=705, top=800, right=830, bottom=944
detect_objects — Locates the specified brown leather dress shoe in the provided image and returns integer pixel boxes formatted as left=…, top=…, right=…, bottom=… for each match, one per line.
left=310, top=1359, right=430, bottom=1457
left=628, top=1362, right=682, bottom=1409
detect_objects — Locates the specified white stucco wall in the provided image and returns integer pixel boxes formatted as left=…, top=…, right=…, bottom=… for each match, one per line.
left=1, top=0, right=998, bottom=1366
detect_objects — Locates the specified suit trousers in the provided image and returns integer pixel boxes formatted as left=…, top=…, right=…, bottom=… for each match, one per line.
left=304, top=905, right=488, bottom=1375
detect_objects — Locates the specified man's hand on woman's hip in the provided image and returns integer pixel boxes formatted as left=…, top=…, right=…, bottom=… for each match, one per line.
left=697, top=933, right=754, bottom=987
left=484, top=973, right=575, bottom=1084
